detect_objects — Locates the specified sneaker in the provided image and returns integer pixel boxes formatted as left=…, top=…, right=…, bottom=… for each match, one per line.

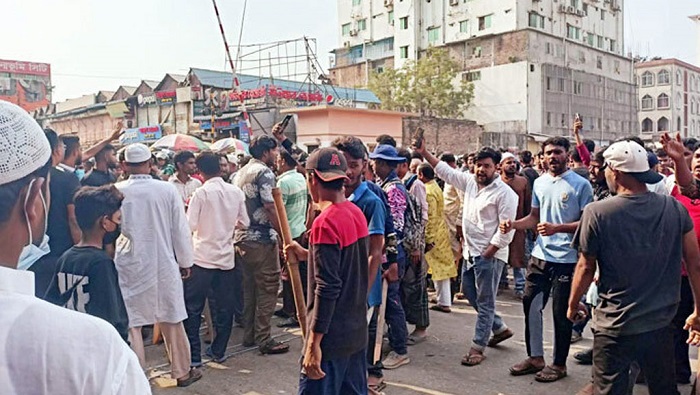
left=382, top=351, right=410, bottom=369
left=571, top=331, right=583, bottom=343
left=205, top=347, right=228, bottom=364
left=177, top=368, right=203, bottom=387
left=574, top=349, right=593, bottom=365
left=514, top=290, right=524, bottom=300
left=277, top=317, right=300, bottom=328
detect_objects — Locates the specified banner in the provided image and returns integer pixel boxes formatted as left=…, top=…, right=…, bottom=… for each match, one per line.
left=119, top=125, right=162, bottom=145
left=0, top=60, right=51, bottom=77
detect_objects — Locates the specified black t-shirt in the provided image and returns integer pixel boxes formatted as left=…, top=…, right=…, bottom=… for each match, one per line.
left=574, top=192, right=693, bottom=336
left=47, top=167, right=80, bottom=257
left=48, top=246, right=129, bottom=342
left=520, top=166, right=539, bottom=191
left=81, top=169, right=116, bottom=187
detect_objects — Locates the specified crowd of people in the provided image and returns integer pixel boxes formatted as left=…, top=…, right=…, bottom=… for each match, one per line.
left=2, top=95, right=700, bottom=395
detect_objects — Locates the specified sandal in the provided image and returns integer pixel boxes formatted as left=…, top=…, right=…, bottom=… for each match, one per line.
left=461, top=350, right=486, bottom=366
left=259, top=339, right=289, bottom=355
left=487, top=328, right=514, bottom=347
left=509, top=359, right=544, bottom=376
left=535, top=365, right=567, bottom=383
left=368, top=380, right=387, bottom=392
left=177, top=368, right=203, bottom=387
left=430, top=305, right=452, bottom=313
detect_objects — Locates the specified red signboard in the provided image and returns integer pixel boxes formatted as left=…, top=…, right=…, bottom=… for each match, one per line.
left=0, top=59, right=51, bottom=77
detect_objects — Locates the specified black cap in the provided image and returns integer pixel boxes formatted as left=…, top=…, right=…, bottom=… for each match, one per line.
left=305, top=147, right=348, bottom=182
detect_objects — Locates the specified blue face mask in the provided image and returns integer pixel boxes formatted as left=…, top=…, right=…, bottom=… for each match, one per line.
left=75, top=168, right=85, bottom=180
left=17, top=179, right=50, bottom=271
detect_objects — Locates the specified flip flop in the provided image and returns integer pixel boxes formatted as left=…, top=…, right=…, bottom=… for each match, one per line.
left=509, top=360, right=544, bottom=376
left=461, top=352, right=486, bottom=366
left=534, top=366, right=567, bottom=383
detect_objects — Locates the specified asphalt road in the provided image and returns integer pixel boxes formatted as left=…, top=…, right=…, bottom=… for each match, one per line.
left=149, top=287, right=695, bottom=395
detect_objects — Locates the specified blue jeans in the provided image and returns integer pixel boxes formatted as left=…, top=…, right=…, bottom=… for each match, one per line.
left=462, top=256, right=508, bottom=351
left=385, top=247, right=408, bottom=355
left=298, top=348, right=367, bottom=395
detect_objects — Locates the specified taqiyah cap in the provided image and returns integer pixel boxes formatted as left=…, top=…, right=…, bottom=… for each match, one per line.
left=0, top=100, right=51, bottom=186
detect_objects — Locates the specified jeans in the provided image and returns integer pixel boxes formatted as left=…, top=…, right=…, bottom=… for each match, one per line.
left=298, top=348, right=367, bottom=395
left=462, top=256, right=508, bottom=351
left=183, top=265, right=238, bottom=363
left=593, top=326, right=679, bottom=395
left=523, top=259, right=574, bottom=366
left=499, top=266, right=526, bottom=293
left=672, top=276, right=693, bottom=383
left=385, top=247, right=408, bottom=355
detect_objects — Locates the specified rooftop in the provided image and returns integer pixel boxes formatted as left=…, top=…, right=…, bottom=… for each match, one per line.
left=635, top=58, right=700, bottom=74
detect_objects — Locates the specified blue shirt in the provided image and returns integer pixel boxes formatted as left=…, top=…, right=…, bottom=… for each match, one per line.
left=531, top=170, right=593, bottom=264
left=349, top=182, right=387, bottom=307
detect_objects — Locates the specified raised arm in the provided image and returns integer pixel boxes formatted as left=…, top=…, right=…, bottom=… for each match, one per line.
left=413, top=136, right=471, bottom=191
left=83, top=121, right=124, bottom=160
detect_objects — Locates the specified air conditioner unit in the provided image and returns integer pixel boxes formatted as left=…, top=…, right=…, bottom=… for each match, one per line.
left=611, top=2, right=621, bottom=11
left=384, top=0, right=393, bottom=7
left=349, top=29, right=358, bottom=36
left=559, top=4, right=567, bottom=12
left=566, top=6, right=575, bottom=14
left=343, top=41, right=351, bottom=48
left=449, top=0, right=459, bottom=5
left=576, top=9, right=585, bottom=17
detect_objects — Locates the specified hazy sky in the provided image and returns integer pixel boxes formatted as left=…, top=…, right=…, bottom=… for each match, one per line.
left=2, top=0, right=697, bottom=101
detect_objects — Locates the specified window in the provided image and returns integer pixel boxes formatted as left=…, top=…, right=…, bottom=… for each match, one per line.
left=399, top=16, right=408, bottom=29
left=609, top=39, right=617, bottom=53
left=657, top=93, right=670, bottom=109
left=459, top=20, right=469, bottom=33
left=641, top=71, right=654, bottom=87
left=692, top=75, right=696, bottom=92
left=570, top=0, right=579, bottom=7
left=574, top=81, right=583, bottom=95
left=677, top=70, right=683, bottom=86
left=545, top=42, right=552, bottom=55
left=642, top=118, right=653, bottom=133
left=678, top=94, right=684, bottom=110
left=478, top=14, right=493, bottom=31
left=677, top=117, right=682, bottom=132
left=342, top=23, right=351, bottom=36
left=388, top=10, right=394, bottom=24
left=472, top=45, right=482, bottom=58
left=546, top=112, right=552, bottom=127
left=658, top=69, right=670, bottom=85
left=587, top=33, right=595, bottom=46
left=692, top=99, right=696, bottom=114
left=582, top=3, right=588, bottom=14
left=357, top=19, right=367, bottom=31
left=528, top=12, right=544, bottom=29
left=352, top=0, right=361, bottom=5
left=567, top=24, right=581, bottom=40
left=596, top=56, right=603, bottom=69
left=597, top=35, right=604, bottom=49
left=428, top=27, right=440, bottom=44
left=601, top=10, right=605, bottom=20
left=558, top=78, right=565, bottom=92
left=546, top=77, right=552, bottom=91
left=658, top=117, right=669, bottom=132
left=463, top=71, right=481, bottom=81
left=400, top=45, right=409, bottom=59
left=641, top=94, right=654, bottom=110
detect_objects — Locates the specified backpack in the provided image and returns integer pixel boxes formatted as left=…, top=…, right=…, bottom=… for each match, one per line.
left=384, top=179, right=425, bottom=254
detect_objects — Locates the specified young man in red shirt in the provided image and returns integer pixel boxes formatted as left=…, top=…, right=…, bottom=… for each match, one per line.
left=287, top=148, right=370, bottom=394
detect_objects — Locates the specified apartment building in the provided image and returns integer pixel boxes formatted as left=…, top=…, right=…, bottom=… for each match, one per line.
left=332, top=0, right=637, bottom=143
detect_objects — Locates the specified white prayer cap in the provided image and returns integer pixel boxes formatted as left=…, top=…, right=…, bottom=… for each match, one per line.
left=0, top=100, right=51, bottom=186
left=124, top=143, right=152, bottom=164
left=500, top=152, right=516, bottom=163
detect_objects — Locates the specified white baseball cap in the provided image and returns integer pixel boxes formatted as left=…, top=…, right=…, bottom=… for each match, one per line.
left=0, top=100, right=52, bottom=186
left=603, top=140, right=663, bottom=184
left=155, top=151, right=168, bottom=160
left=124, top=143, right=152, bottom=164
left=500, top=152, right=516, bottom=163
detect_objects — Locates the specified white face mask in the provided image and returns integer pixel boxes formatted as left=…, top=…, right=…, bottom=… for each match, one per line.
left=17, top=178, right=50, bottom=270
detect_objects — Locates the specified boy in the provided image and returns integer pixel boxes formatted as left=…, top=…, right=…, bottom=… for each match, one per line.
left=286, top=148, right=370, bottom=394
left=48, top=185, right=129, bottom=342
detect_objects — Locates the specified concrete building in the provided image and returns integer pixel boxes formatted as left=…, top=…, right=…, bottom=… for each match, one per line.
left=635, top=58, right=700, bottom=140
left=332, top=0, right=636, bottom=144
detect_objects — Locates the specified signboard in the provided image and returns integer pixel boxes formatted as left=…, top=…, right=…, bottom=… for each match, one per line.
left=0, top=59, right=51, bottom=112
left=155, top=90, right=176, bottom=106
left=0, top=60, right=51, bottom=77
left=238, top=121, right=250, bottom=144
left=119, top=125, right=162, bottom=145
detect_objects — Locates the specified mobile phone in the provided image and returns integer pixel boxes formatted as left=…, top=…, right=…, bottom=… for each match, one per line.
left=412, top=127, right=425, bottom=149
left=575, top=113, right=581, bottom=122
left=279, top=114, right=293, bottom=132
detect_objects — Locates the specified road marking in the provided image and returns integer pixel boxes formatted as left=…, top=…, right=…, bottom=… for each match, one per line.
left=385, top=381, right=456, bottom=395
left=451, top=307, right=524, bottom=320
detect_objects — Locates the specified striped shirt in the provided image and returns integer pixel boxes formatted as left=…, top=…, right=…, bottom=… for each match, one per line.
left=277, top=170, right=308, bottom=239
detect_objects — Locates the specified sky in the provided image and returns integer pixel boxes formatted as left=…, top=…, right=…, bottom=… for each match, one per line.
left=1, top=0, right=697, bottom=101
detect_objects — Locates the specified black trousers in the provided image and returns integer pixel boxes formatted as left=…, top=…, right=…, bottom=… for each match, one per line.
left=672, top=276, right=694, bottom=383
left=593, top=326, right=679, bottom=395
left=183, top=265, right=239, bottom=363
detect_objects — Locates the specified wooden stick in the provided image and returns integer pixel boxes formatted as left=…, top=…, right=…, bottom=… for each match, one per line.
left=271, top=187, right=308, bottom=339
left=373, top=279, right=389, bottom=364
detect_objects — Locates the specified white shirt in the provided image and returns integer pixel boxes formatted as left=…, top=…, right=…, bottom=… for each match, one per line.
left=169, top=175, right=202, bottom=204
left=188, top=177, right=249, bottom=270
left=115, top=174, right=193, bottom=327
left=0, top=266, right=150, bottom=395
left=435, top=162, right=518, bottom=265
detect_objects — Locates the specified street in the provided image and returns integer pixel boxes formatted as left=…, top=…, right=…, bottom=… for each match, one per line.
left=149, top=288, right=696, bottom=395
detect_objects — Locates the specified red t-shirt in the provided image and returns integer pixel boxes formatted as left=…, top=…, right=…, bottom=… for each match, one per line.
left=671, top=185, right=700, bottom=276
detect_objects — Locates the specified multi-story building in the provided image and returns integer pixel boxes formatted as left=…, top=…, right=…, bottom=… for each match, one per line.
left=332, top=0, right=637, bottom=144
left=635, top=58, right=700, bottom=140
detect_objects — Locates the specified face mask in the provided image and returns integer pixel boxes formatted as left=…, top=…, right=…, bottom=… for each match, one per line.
left=75, top=169, right=85, bottom=180
left=17, top=179, right=50, bottom=270
left=103, top=218, right=121, bottom=246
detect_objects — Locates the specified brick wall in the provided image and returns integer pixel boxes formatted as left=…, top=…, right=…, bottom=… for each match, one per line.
left=402, top=117, right=483, bottom=154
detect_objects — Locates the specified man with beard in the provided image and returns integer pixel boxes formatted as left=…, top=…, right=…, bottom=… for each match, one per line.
left=500, top=153, right=530, bottom=300
left=234, top=135, right=289, bottom=355
left=170, top=151, right=202, bottom=206
left=501, top=137, right=593, bottom=383
left=415, top=141, right=518, bottom=367
left=332, top=136, right=388, bottom=393
left=81, top=144, right=118, bottom=187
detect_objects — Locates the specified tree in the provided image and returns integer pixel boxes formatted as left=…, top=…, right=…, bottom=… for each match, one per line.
left=369, top=47, right=474, bottom=119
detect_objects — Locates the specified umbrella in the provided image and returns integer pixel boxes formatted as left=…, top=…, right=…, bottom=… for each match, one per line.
left=151, top=134, right=209, bottom=152
left=210, top=138, right=250, bottom=154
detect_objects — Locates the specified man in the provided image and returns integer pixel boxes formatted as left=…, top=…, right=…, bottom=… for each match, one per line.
left=81, top=144, right=118, bottom=187
left=656, top=148, right=674, bottom=177
left=286, top=148, right=370, bottom=395
left=276, top=149, right=309, bottom=328
left=415, top=142, right=517, bottom=367
left=396, top=148, right=430, bottom=343
left=500, top=136, right=593, bottom=382
left=589, top=150, right=612, bottom=202
left=115, top=143, right=201, bottom=386
left=331, top=136, right=387, bottom=393
left=569, top=150, right=589, bottom=179
left=369, top=144, right=411, bottom=369
left=440, top=153, right=464, bottom=294
left=461, top=153, right=475, bottom=174
left=184, top=151, right=249, bottom=366
left=233, top=135, right=289, bottom=354
left=48, top=185, right=129, bottom=342
left=500, top=152, right=530, bottom=300
left=170, top=150, right=202, bottom=206
left=218, top=154, right=231, bottom=181
left=519, top=150, right=539, bottom=192
left=0, top=100, right=150, bottom=394
left=568, top=139, right=700, bottom=395
left=417, top=164, right=457, bottom=312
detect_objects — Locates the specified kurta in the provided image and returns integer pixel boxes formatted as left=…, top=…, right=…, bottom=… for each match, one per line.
left=424, top=180, right=458, bottom=281
left=501, top=174, right=531, bottom=268
left=114, top=174, right=193, bottom=327
left=443, top=182, right=463, bottom=260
